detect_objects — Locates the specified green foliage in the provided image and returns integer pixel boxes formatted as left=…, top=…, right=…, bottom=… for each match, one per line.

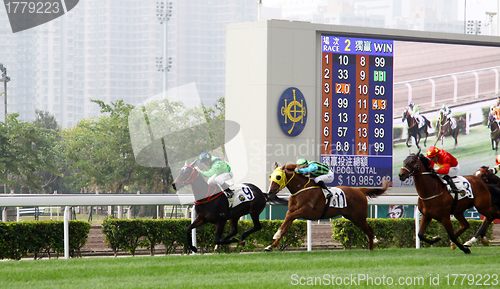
left=0, top=221, right=90, bottom=260
left=332, top=218, right=493, bottom=249
left=101, top=219, right=307, bottom=255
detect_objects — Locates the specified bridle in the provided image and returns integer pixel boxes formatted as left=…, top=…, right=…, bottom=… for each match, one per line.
left=402, top=155, right=444, bottom=200
left=269, top=167, right=319, bottom=196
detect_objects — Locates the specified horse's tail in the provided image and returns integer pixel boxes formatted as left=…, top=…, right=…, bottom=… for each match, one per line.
left=359, top=179, right=392, bottom=198
left=424, top=116, right=432, bottom=129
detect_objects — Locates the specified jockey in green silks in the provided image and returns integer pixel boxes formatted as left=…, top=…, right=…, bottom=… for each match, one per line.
left=295, top=158, right=334, bottom=192
left=198, top=152, right=234, bottom=198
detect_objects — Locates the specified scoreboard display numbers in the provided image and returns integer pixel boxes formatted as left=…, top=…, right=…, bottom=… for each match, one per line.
left=321, top=35, right=393, bottom=187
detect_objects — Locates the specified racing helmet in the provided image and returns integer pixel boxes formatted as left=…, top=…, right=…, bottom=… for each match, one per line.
left=496, top=155, right=500, bottom=166
left=426, top=146, right=439, bottom=158
left=199, top=152, right=211, bottom=164
left=297, top=158, right=308, bottom=167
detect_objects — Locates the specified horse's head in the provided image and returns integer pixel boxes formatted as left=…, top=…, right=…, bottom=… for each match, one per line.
left=402, top=109, right=408, bottom=122
left=267, top=162, right=298, bottom=195
left=172, top=160, right=198, bottom=191
left=474, top=166, right=491, bottom=183
left=398, top=153, right=429, bottom=181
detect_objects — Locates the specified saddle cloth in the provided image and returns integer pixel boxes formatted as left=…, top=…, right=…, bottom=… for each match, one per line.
left=226, top=184, right=255, bottom=208
left=323, top=187, right=347, bottom=208
left=444, top=176, right=474, bottom=200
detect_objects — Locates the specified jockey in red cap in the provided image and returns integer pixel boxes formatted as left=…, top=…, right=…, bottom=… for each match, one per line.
left=426, top=146, right=461, bottom=194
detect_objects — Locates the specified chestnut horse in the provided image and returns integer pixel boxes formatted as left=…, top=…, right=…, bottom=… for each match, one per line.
left=434, top=111, right=464, bottom=148
left=464, top=166, right=500, bottom=246
left=398, top=154, right=493, bottom=254
left=264, top=163, right=391, bottom=251
left=172, top=161, right=278, bottom=253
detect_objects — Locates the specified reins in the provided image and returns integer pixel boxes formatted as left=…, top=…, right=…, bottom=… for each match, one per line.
left=403, top=156, right=445, bottom=201
left=185, top=165, right=222, bottom=205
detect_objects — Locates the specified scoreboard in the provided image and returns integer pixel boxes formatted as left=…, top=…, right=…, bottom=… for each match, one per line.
left=320, top=35, right=393, bottom=187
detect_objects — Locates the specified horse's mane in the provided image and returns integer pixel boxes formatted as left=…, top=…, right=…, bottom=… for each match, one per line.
left=283, top=163, right=298, bottom=172
left=418, top=154, right=433, bottom=172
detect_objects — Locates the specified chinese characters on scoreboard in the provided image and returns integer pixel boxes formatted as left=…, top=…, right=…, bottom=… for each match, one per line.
left=321, top=35, right=393, bottom=187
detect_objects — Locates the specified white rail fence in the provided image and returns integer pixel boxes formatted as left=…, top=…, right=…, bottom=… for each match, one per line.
left=0, top=193, right=419, bottom=258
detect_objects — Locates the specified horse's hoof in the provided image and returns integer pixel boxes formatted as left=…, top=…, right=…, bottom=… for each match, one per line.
left=190, top=246, right=198, bottom=253
left=464, top=241, right=472, bottom=248
left=239, top=239, right=246, bottom=247
left=463, top=247, right=471, bottom=254
left=373, top=237, right=380, bottom=244
left=480, top=236, right=489, bottom=245
left=264, top=245, right=273, bottom=251
left=450, top=242, right=457, bottom=250
left=431, top=236, right=441, bottom=244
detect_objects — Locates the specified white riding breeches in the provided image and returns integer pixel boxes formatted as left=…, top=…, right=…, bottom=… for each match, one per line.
left=207, top=172, right=234, bottom=186
left=313, top=170, right=334, bottom=184
left=437, top=164, right=460, bottom=178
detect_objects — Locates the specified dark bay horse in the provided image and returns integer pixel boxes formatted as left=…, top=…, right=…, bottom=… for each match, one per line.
left=402, top=108, right=432, bottom=149
left=264, top=163, right=391, bottom=251
left=398, top=154, right=493, bottom=254
left=465, top=166, right=500, bottom=246
left=487, top=112, right=500, bottom=151
left=172, top=161, right=273, bottom=253
left=434, top=111, right=463, bottom=148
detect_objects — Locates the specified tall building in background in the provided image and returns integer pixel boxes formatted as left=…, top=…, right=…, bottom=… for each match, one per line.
left=0, top=0, right=257, bottom=127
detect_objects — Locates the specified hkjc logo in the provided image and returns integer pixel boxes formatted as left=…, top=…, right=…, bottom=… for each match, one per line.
left=3, top=0, right=80, bottom=33
left=278, top=87, right=307, bottom=137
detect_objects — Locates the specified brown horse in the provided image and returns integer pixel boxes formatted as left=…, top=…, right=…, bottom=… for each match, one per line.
left=398, top=154, right=494, bottom=254
left=172, top=161, right=276, bottom=253
left=402, top=108, right=432, bottom=149
left=465, top=166, right=500, bottom=246
left=434, top=111, right=463, bottom=148
left=487, top=112, right=500, bottom=151
left=264, top=163, right=391, bottom=251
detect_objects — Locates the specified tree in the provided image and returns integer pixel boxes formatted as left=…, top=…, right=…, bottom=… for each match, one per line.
left=0, top=113, right=60, bottom=193
left=61, top=100, right=136, bottom=194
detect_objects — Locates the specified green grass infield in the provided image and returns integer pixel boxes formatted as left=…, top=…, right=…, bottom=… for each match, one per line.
left=1, top=246, right=499, bottom=288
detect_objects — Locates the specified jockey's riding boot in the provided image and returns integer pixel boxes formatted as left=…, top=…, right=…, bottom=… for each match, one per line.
left=221, top=183, right=234, bottom=198
left=443, top=175, right=460, bottom=194
left=224, top=188, right=234, bottom=198
left=317, top=181, right=331, bottom=193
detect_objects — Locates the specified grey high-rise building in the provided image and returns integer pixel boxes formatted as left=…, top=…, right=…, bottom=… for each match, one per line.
left=0, top=0, right=257, bottom=127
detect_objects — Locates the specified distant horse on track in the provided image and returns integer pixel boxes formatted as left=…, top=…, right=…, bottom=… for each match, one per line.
left=264, top=162, right=391, bottom=251
left=402, top=108, right=432, bottom=149
left=172, top=161, right=286, bottom=253
left=487, top=112, right=500, bottom=151
left=434, top=111, right=464, bottom=148
left=398, top=153, right=494, bottom=254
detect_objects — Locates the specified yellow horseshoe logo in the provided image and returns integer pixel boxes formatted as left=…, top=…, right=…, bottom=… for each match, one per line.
left=280, top=89, right=307, bottom=135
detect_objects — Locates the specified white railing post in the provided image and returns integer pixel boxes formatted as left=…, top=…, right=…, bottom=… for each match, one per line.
left=451, top=75, right=458, bottom=102
left=191, top=206, right=196, bottom=254
left=466, top=112, right=471, bottom=134
left=117, top=206, right=123, bottom=219
left=16, top=207, right=19, bottom=222
left=64, top=206, right=70, bottom=259
left=2, top=207, right=6, bottom=222
left=414, top=205, right=420, bottom=249
left=474, top=72, right=479, bottom=98
left=494, top=69, right=499, bottom=95
left=405, top=82, right=412, bottom=104
left=429, top=79, right=436, bottom=107
left=307, top=220, right=312, bottom=251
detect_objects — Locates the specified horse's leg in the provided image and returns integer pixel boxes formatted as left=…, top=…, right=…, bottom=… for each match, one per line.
left=423, top=129, right=428, bottom=147
left=449, top=212, right=469, bottom=249
left=418, top=214, right=442, bottom=244
left=406, top=134, right=411, bottom=147
left=186, top=216, right=206, bottom=253
left=213, top=220, right=228, bottom=251
left=240, top=210, right=263, bottom=243
left=464, top=218, right=492, bottom=247
left=347, top=214, right=374, bottom=250
left=439, top=216, right=471, bottom=254
left=415, top=133, right=421, bottom=149
left=264, top=208, right=307, bottom=251
left=220, top=217, right=239, bottom=244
